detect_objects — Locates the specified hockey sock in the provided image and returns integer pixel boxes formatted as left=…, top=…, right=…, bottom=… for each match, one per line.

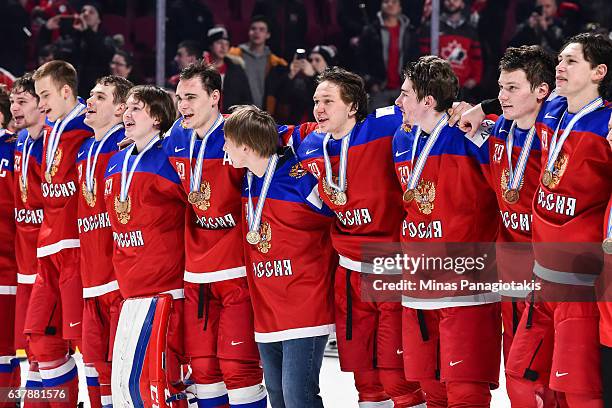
left=85, top=364, right=102, bottom=408
left=227, top=384, right=267, bottom=408
left=193, top=382, right=229, bottom=408
left=38, top=356, right=79, bottom=408
left=0, top=356, right=20, bottom=408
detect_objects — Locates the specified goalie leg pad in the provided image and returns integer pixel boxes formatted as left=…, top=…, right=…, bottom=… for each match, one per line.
left=112, top=294, right=178, bottom=408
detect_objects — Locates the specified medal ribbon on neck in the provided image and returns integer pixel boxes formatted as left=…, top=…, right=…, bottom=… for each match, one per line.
left=119, top=135, right=159, bottom=201
left=406, top=114, right=448, bottom=190
left=544, top=97, right=603, bottom=176
left=188, top=114, right=223, bottom=194
left=247, top=154, right=279, bottom=236
left=322, top=129, right=352, bottom=193
left=45, top=103, right=86, bottom=177
left=85, top=124, right=123, bottom=192
left=505, top=122, right=536, bottom=192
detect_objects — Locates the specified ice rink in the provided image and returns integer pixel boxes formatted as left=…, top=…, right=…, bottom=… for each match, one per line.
left=21, top=354, right=511, bottom=407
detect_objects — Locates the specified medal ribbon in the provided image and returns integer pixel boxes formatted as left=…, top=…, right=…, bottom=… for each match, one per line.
left=85, top=124, right=123, bottom=192
left=407, top=114, right=448, bottom=190
left=246, top=154, right=279, bottom=235
left=119, top=136, right=159, bottom=201
left=322, top=129, right=352, bottom=193
left=545, top=97, right=603, bottom=175
left=505, top=122, right=536, bottom=191
left=20, top=134, right=34, bottom=188
left=45, top=103, right=86, bottom=176
left=188, top=114, right=223, bottom=193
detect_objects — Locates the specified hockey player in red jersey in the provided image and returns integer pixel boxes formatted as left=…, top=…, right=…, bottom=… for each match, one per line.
left=164, top=62, right=267, bottom=408
left=77, top=75, right=133, bottom=408
left=488, top=46, right=560, bottom=407
left=9, top=73, right=50, bottom=405
left=393, top=56, right=501, bottom=407
left=0, top=87, right=20, bottom=407
left=104, top=85, right=186, bottom=407
left=506, top=33, right=612, bottom=408
left=223, top=105, right=335, bottom=408
left=600, top=195, right=611, bottom=406
left=297, top=67, right=425, bottom=408
left=25, top=60, right=93, bottom=406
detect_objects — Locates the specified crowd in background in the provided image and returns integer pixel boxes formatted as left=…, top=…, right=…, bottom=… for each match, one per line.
left=1, top=0, right=611, bottom=122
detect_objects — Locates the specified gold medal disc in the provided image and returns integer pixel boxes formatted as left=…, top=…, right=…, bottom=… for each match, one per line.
left=403, top=189, right=415, bottom=203
left=503, top=189, right=520, bottom=204
left=542, top=170, right=553, bottom=187
left=246, top=230, right=261, bottom=245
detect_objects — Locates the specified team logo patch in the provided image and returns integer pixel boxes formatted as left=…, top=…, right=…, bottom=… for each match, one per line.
left=415, top=180, right=436, bottom=215
left=45, top=147, right=62, bottom=183
left=187, top=180, right=211, bottom=211
left=322, top=176, right=347, bottom=206
left=289, top=163, right=306, bottom=179
left=545, top=153, right=568, bottom=189
left=114, top=194, right=131, bottom=224
left=82, top=180, right=97, bottom=207
left=256, top=221, right=272, bottom=254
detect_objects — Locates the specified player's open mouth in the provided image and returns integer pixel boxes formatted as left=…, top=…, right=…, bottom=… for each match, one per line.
left=124, top=121, right=135, bottom=129
left=13, top=115, right=24, bottom=122
left=183, top=113, right=194, bottom=120
left=317, top=118, right=328, bottom=124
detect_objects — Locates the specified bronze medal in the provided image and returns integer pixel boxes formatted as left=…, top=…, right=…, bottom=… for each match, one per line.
left=603, top=238, right=612, bottom=255
left=187, top=191, right=203, bottom=205
left=246, top=230, right=261, bottom=245
left=114, top=195, right=131, bottom=224
left=403, top=189, right=415, bottom=203
left=82, top=181, right=96, bottom=207
left=541, top=170, right=553, bottom=187
left=503, top=189, right=519, bottom=205
left=44, top=171, right=52, bottom=184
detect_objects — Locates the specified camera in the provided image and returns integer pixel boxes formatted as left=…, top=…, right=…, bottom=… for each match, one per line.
left=533, top=5, right=543, bottom=15
left=295, top=48, right=307, bottom=60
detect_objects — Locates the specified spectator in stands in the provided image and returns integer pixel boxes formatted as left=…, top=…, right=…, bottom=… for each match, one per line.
left=72, top=2, right=116, bottom=97
left=419, top=0, right=483, bottom=102
left=109, top=49, right=139, bottom=84
left=509, top=0, right=565, bottom=53
left=36, top=1, right=114, bottom=96
left=229, top=15, right=287, bottom=114
left=0, top=0, right=29, bottom=76
left=359, top=0, right=419, bottom=111
left=166, top=0, right=213, bottom=65
left=168, top=40, right=201, bottom=86
left=204, top=26, right=252, bottom=112
left=38, top=44, right=59, bottom=66
left=275, top=45, right=337, bottom=124
left=251, top=0, right=308, bottom=61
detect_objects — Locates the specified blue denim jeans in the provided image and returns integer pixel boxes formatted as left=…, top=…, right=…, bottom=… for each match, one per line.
left=257, top=335, right=329, bottom=408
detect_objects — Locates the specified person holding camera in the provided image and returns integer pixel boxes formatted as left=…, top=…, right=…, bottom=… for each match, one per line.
left=509, top=0, right=565, bottom=53
left=275, top=45, right=337, bottom=124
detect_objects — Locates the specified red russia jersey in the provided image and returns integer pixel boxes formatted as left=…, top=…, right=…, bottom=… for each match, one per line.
left=489, top=116, right=542, bottom=294
left=0, top=129, right=17, bottom=287
left=242, top=147, right=336, bottom=342
left=297, top=106, right=404, bottom=270
left=600, top=197, right=611, bottom=346
left=76, top=127, right=125, bottom=295
left=104, top=138, right=187, bottom=299
left=392, top=122, right=499, bottom=305
left=533, top=98, right=612, bottom=278
left=164, top=118, right=245, bottom=283
left=163, top=118, right=318, bottom=283
left=38, top=104, right=94, bottom=257
left=14, top=129, right=45, bottom=284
